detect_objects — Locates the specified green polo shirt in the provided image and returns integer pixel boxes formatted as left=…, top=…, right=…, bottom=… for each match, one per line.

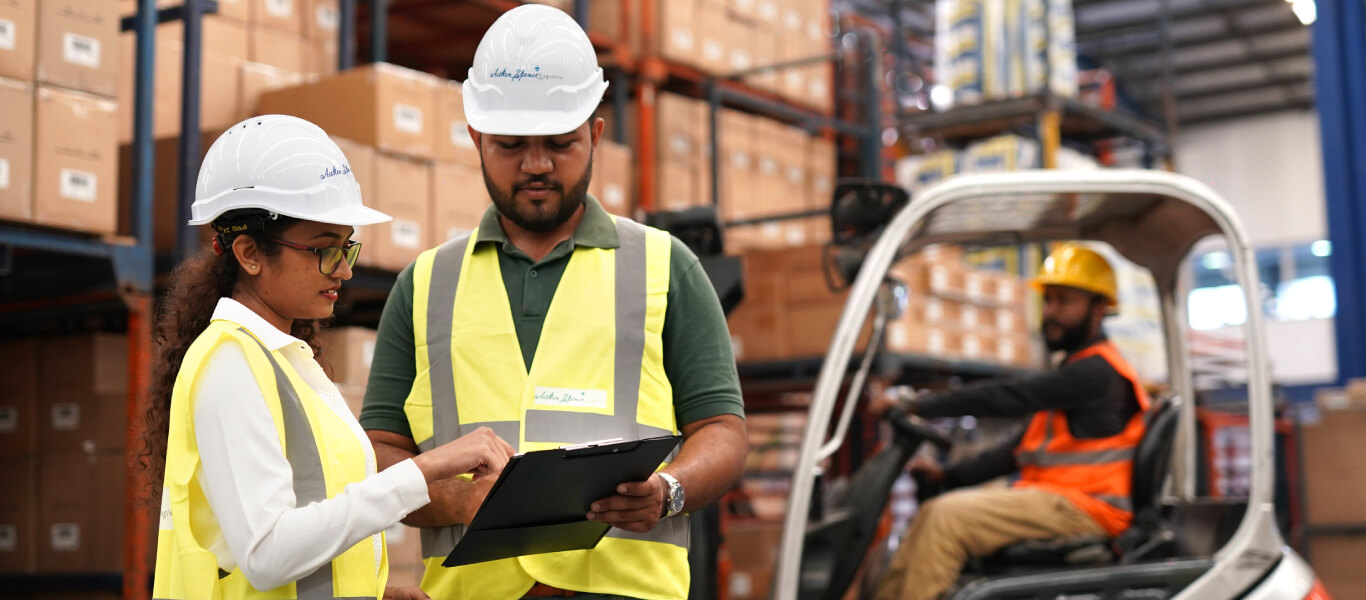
left=359, top=195, right=744, bottom=437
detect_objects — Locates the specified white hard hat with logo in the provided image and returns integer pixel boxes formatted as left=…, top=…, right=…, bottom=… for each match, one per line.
left=189, top=115, right=392, bottom=227
left=463, top=4, right=609, bottom=136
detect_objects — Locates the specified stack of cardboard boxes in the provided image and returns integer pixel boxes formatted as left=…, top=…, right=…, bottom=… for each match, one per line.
left=591, top=0, right=833, bottom=112
left=651, top=92, right=837, bottom=254
left=114, top=0, right=340, bottom=142
left=255, top=63, right=632, bottom=272
left=728, top=243, right=1038, bottom=367
left=0, top=335, right=155, bottom=576
left=1304, top=385, right=1366, bottom=598
left=0, top=0, right=120, bottom=235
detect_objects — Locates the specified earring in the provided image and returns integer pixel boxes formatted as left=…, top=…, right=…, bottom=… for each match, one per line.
left=247, top=264, right=258, bottom=272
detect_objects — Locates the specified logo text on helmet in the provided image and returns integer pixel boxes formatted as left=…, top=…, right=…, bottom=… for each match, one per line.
left=489, top=66, right=563, bottom=82
left=320, top=164, right=352, bottom=180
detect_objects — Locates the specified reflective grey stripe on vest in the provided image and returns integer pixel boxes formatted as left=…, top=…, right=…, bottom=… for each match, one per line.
left=241, top=331, right=370, bottom=600
left=416, top=235, right=472, bottom=455
left=1096, top=494, right=1133, bottom=512
left=1016, top=447, right=1135, bottom=467
left=418, top=219, right=688, bottom=558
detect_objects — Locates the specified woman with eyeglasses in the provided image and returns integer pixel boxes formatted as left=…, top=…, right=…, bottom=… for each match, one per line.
left=143, top=115, right=514, bottom=600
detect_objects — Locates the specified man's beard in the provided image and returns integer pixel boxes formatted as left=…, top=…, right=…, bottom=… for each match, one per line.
left=484, top=155, right=593, bottom=234
left=1043, top=316, right=1094, bottom=353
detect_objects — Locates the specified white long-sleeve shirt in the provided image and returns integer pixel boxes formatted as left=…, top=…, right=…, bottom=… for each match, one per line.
left=192, top=298, right=430, bottom=591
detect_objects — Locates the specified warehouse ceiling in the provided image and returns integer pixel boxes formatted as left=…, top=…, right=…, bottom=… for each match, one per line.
left=364, top=0, right=1314, bottom=130
left=847, top=0, right=1315, bottom=128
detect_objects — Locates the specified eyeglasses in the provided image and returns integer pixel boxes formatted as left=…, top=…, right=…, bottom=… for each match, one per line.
left=272, top=239, right=362, bottom=275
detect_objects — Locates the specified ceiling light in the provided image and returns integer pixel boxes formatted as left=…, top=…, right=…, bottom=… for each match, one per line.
left=1312, top=239, right=1331, bottom=257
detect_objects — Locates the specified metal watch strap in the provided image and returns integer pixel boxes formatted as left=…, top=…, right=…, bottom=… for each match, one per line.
left=658, top=472, right=683, bottom=518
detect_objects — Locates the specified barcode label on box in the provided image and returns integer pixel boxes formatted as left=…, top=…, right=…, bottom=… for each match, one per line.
left=0, top=406, right=15, bottom=433
left=392, top=220, right=421, bottom=249
left=930, top=266, right=948, bottom=293
left=999, top=342, right=1016, bottom=363
left=730, top=49, right=752, bottom=71
left=997, top=310, right=1014, bottom=331
left=63, top=33, right=101, bottom=68
left=928, top=329, right=945, bottom=355
left=927, top=299, right=943, bottom=321
left=964, top=335, right=982, bottom=358
left=60, top=169, right=97, bottom=203
left=786, top=165, right=804, bottom=184
left=966, top=274, right=984, bottom=300
left=604, top=183, right=625, bottom=210
left=51, top=524, right=79, bottom=551
left=703, top=40, right=723, bottom=63
left=0, top=158, right=9, bottom=190
left=671, top=29, right=693, bottom=52
left=393, top=104, right=423, bottom=134
left=0, top=525, right=14, bottom=551
left=962, top=306, right=979, bottom=328
left=267, top=0, right=293, bottom=18
left=451, top=120, right=475, bottom=148
left=997, top=282, right=1015, bottom=303
left=0, top=19, right=15, bottom=51
left=316, top=4, right=340, bottom=30
left=52, top=402, right=80, bottom=430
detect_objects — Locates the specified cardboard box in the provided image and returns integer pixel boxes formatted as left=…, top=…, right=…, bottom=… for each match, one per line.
left=251, top=0, right=304, bottom=35
left=258, top=63, right=438, bottom=159
left=320, top=326, right=377, bottom=387
left=0, top=455, right=36, bottom=572
left=658, top=0, right=697, bottom=66
left=995, top=335, right=1035, bottom=367
left=115, top=16, right=251, bottom=143
left=239, top=60, right=306, bottom=117
left=0, top=77, right=32, bottom=222
left=311, top=35, right=338, bottom=77
left=304, top=0, right=339, bottom=41
left=886, top=320, right=957, bottom=357
left=249, top=26, right=312, bottom=75
left=40, top=334, right=127, bottom=396
left=0, top=0, right=36, bottom=82
left=37, top=452, right=126, bottom=573
left=727, top=269, right=785, bottom=363
left=433, top=79, right=479, bottom=168
left=39, top=390, right=126, bottom=453
left=115, top=134, right=217, bottom=254
left=385, top=523, right=424, bottom=587
left=697, top=2, right=727, bottom=75
left=33, top=86, right=118, bottom=234
left=726, top=519, right=783, bottom=600
left=36, top=0, right=119, bottom=97
left=429, top=161, right=486, bottom=246
left=726, top=15, right=754, bottom=75
left=335, top=382, right=365, bottom=418
left=656, top=160, right=699, bottom=213
left=358, top=152, right=431, bottom=272
left=1303, top=409, right=1366, bottom=525
left=589, top=139, right=632, bottom=217
left=0, top=339, right=39, bottom=457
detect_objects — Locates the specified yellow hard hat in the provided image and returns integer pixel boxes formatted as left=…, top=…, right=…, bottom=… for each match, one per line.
left=1031, top=243, right=1118, bottom=305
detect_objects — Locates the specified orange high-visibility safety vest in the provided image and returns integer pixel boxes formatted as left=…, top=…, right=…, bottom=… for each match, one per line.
left=1014, top=341, right=1151, bottom=536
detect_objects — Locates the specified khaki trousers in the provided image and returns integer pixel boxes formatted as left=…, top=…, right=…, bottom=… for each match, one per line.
left=873, top=487, right=1107, bottom=600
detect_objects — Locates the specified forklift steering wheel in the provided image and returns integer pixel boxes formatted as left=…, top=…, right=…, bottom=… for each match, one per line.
left=885, top=407, right=953, bottom=450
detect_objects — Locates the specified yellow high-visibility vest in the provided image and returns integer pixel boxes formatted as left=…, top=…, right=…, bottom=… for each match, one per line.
left=152, top=321, right=387, bottom=599
left=406, top=217, right=688, bottom=600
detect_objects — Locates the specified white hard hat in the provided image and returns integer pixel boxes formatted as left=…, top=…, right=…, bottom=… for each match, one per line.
left=189, top=115, right=392, bottom=227
left=463, top=4, right=608, bottom=136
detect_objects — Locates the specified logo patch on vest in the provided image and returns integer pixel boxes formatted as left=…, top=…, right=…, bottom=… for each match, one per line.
left=534, top=387, right=607, bottom=409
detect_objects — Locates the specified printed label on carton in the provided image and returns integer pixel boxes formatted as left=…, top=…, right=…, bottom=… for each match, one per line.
left=0, top=405, right=15, bottom=432
left=0, top=525, right=14, bottom=551
left=963, top=335, right=982, bottom=358
left=267, top=0, right=294, bottom=18
left=0, top=19, right=15, bottom=51
left=604, top=183, right=625, bottom=210
left=393, top=104, right=423, bottom=134
left=316, top=4, right=340, bottom=30
left=999, top=342, right=1016, bottom=363
left=671, top=29, right=694, bottom=52
left=51, top=402, right=80, bottom=430
left=0, top=158, right=9, bottom=190
left=451, top=120, right=475, bottom=148
left=928, top=329, right=945, bottom=354
left=63, top=33, right=101, bottom=68
left=362, top=340, right=376, bottom=369
left=392, top=220, right=421, bottom=249
left=51, top=523, right=79, bottom=551
left=60, top=169, right=98, bottom=203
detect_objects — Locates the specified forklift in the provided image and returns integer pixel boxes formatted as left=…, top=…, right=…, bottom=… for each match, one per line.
left=773, top=170, right=1327, bottom=599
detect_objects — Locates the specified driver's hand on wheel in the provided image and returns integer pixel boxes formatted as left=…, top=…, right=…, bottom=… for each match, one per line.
left=908, top=455, right=943, bottom=484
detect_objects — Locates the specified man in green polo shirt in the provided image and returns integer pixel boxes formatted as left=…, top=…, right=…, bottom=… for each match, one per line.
left=359, top=6, right=746, bottom=600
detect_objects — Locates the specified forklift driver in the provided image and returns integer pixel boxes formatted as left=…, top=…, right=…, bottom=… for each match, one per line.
left=875, top=244, right=1152, bottom=600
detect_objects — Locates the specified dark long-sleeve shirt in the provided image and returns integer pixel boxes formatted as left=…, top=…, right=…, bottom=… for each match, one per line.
left=911, top=337, right=1142, bottom=488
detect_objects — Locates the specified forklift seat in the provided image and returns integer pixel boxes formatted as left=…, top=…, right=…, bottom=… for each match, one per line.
left=982, top=395, right=1182, bottom=569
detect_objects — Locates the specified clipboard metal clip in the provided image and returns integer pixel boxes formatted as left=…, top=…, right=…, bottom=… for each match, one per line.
left=561, top=438, right=625, bottom=451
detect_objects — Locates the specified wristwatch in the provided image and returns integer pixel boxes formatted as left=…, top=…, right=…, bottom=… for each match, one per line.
left=657, top=472, right=685, bottom=519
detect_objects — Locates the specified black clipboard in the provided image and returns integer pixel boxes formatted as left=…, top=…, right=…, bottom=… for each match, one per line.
left=442, top=435, right=682, bottom=567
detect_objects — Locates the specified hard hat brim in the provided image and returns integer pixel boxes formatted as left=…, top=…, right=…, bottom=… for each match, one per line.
left=464, top=80, right=608, bottom=136
left=189, top=203, right=393, bottom=227
left=1030, top=278, right=1118, bottom=305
